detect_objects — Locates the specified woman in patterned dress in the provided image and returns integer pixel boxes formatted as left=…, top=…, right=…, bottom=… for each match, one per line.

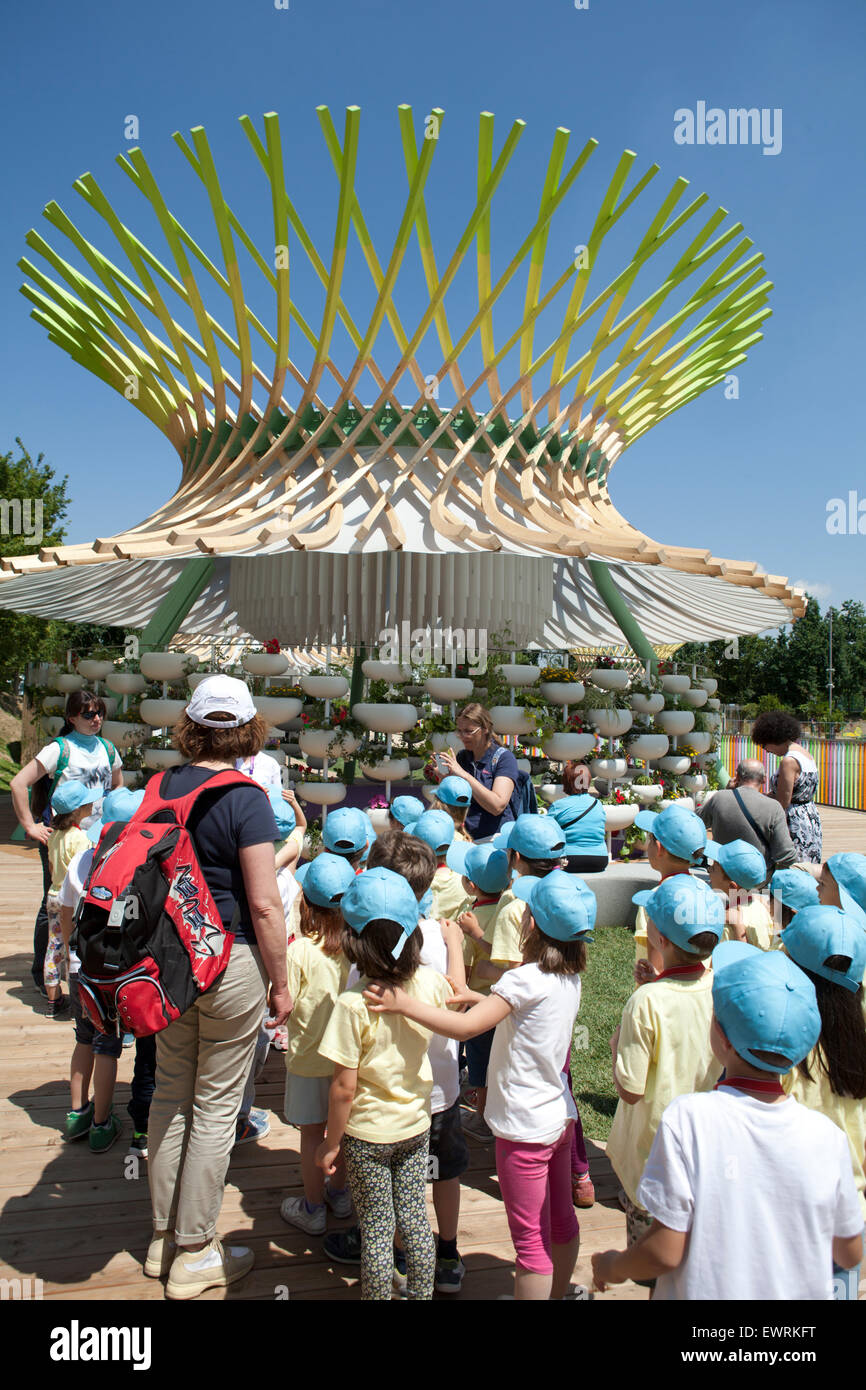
left=751, top=711, right=822, bottom=863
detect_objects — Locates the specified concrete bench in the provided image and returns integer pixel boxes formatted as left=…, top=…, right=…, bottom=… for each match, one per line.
left=569, top=862, right=660, bottom=929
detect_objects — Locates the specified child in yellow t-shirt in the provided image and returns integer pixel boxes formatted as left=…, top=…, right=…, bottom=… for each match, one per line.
left=46, top=781, right=95, bottom=1017
left=632, top=806, right=707, bottom=979
left=607, top=876, right=724, bottom=1281
left=317, top=866, right=454, bottom=1301
left=780, top=904, right=866, bottom=1297
left=279, top=852, right=355, bottom=1236
left=407, top=809, right=471, bottom=921
left=705, top=838, right=774, bottom=949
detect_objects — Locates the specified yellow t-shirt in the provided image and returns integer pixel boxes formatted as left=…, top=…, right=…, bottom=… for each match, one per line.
left=723, top=896, right=776, bottom=952
left=634, top=873, right=694, bottom=976
left=784, top=1057, right=866, bottom=1218
left=48, top=826, right=92, bottom=894
left=490, top=887, right=526, bottom=968
left=319, top=966, right=452, bottom=1143
left=431, top=865, right=471, bottom=923
left=285, top=936, right=350, bottom=1078
left=462, top=898, right=503, bottom=994
left=606, top=970, right=722, bottom=1204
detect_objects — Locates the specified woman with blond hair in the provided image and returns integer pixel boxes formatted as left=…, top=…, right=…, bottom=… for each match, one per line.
left=438, top=702, right=518, bottom=843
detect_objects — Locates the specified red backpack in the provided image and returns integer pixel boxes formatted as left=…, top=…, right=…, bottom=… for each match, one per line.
left=72, top=769, right=253, bottom=1038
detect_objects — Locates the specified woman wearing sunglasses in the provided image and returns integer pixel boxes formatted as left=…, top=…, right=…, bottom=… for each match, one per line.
left=11, top=688, right=123, bottom=998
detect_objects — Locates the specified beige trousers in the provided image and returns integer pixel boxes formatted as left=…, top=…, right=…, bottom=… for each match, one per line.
left=148, top=943, right=268, bottom=1244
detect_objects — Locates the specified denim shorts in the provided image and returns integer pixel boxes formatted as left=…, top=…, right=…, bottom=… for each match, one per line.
left=466, top=1027, right=496, bottom=1087
left=429, top=1098, right=469, bottom=1181
left=70, top=975, right=123, bottom=1058
left=284, top=1072, right=331, bottom=1127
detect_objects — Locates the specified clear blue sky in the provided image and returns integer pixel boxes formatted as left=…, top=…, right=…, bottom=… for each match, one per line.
left=2, top=0, right=864, bottom=616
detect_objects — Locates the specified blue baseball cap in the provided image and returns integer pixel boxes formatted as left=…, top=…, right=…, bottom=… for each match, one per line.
left=390, top=795, right=425, bottom=827
left=826, top=854, right=866, bottom=921
left=512, top=868, right=596, bottom=942
left=704, top=838, right=767, bottom=890
left=632, top=875, right=725, bottom=952
left=359, top=809, right=377, bottom=864
left=406, top=809, right=455, bottom=855
left=267, top=786, right=297, bottom=838
left=446, top=840, right=511, bottom=895
left=492, top=813, right=566, bottom=860
left=634, top=805, right=706, bottom=864
left=418, top=886, right=434, bottom=919
left=340, top=866, right=421, bottom=958
left=52, top=780, right=97, bottom=816
left=295, top=852, right=356, bottom=909
left=86, top=786, right=145, bottom=842
left=436, top=775, right=472, bottom=808
left=323, top=806, right=369, bottom=856
left=781, top=905, right=866, bottom=995
left=711, top=940, right=821, bottom=1073
left=770, top=868, right=819, bottom=914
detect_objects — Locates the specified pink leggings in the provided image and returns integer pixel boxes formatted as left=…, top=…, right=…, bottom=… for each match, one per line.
left=496, top=1124, right=580, bottom=1275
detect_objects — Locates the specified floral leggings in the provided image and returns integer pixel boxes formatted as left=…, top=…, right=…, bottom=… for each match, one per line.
left=342, top=1129, right=435, bottom=1300
left=44, top=892, right=67, bottom=990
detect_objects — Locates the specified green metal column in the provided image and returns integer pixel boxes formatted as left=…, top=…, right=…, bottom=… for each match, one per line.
left=139, top=558, right=216, bottom=651
left=342, top=643, right=367, bottom=785
left=587, top=558, right=657, bottom=672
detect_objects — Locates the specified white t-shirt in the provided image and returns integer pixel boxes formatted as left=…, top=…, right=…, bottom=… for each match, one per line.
left=638, top=1089, right=864, bottom=1301
left=56, top=845, right=95, bottom=973
left=38, top=734, right=122, bottom=814
left=235, top=753, right=283, bottom=793
left=485, top=963, right=581, bottom=1144
left=418, top=919, right=460, bottom=1115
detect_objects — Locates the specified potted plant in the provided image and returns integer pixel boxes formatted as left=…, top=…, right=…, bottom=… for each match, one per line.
left=496, top=659, right=541, bottom=687
left=630, top=669, right=665, bottom=716
left=682, top=686, right=709, bottom=708
left=539, top=709, right=596, bottom=762
left=625, top=730, right=669, bottom=761
left=659, top=671, right=691, bottom=694
left=359, top=738, right=411, bottom=782
left=538, top=665, right=586, bottom=706
left=140, top=651, right=196, bottom=683
left=654, top=695, right=695, bottom=737
left=587, top=655, right=631, bottom=692
left=424, top=675, right=475, bottom=703
left=631, top=772, right=664, bottom=805
left=585, top=688, right=633, bottom=739
left=601, top=784, right=638, bottom=832
left=295, top=763, right=347, bottom=806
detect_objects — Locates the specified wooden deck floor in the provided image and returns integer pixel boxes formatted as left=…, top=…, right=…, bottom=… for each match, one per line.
left=2, top=801, right=864, bottom=1302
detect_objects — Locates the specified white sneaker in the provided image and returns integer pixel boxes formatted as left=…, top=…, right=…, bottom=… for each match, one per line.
left=280, top=1195, right=326, bottom=1235
left=324, top=1183, right=353, bottom=1219
left=165, top=1237, right=254, bottom=1300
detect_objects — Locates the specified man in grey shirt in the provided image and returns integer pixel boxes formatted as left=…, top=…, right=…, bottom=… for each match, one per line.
left=698, top=759, right=798, bottom=871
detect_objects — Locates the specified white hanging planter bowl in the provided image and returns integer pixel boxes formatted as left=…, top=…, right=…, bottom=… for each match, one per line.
left=587, top=708, right=633, bottom=738
left=655, top=710, right=695, bottom=736
left=696, top=751, right=719, bottom=768
left=242, top=652, right=290, bottom=677
left=42, top=696, right=66, bottom=713
left=143, top=748, right=185, bottom=770
left=542, top=731, right=596, bottom=762
left=660, top=674, right=690, bottom=694
left=424, top=677, right=474, bottom=703
left=102, top=720, right=150, bottom=748
left=140, top=698, right=187, bottom=728
left=55, top=673, right=85, bottom=693
left=539, top=681, right=585, bottom=706
left=489, top=706, right=537, bottom=736
left=254, top=696, right=303, bottom=724
left=682, top=688, right=709, bottom=708
left=77, top=659, right=115, bottom=682
left=362, top=660, right=412, bottom=683
left=539, top=784, right=565, bottom=804
left=655, top=755, right=692, bottom=775
left=298, top=781, right=347, bottom=806
left=498, top=664, right=541, bottom=687
left=106, top=672, right=147, bottom=697
left=697, top=678, right=718, bottom=695
left=706, top=698, right=721, bottom=711
left=687, top=732, right=713, bottom=754
left=303, top=675, right=350, bottom=699
left=659, top=795, right=695, bottom=813
left=633, top=784, right=664, bottom=804
left=361, top=758, right=411, bottom=782
left=367, top=807, right=393, bottom=831
left=187, top=671, right=221, bottom=690
left=353, top=702, right=418, bottom=734
left=603, top=803, right=638, bottom=831
left=681, top=774, right=708, bottom=791
left=140, top=652, right=190, bottom=683
left=299, top=728, right=360, bottom=759
left=43, top=716, right=64, bottom=735
left=630, top=692, right=665, bottom=716
left=590, top=757, right=627, bottom=780
left=626, top=734, right=670, bottom=760
left=589, top=668, right=630, bottom=692
left=431, top=730, right=461, bottom=753
left=121, top=771, right=143, bottom=788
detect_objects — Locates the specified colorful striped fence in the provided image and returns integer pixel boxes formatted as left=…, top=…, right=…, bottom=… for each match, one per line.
left=720, top=735, right=866, bottom=812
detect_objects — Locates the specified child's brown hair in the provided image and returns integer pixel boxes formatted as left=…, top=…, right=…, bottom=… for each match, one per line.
left=50, top=806, right=91, bottom=833
left=367, top=830, right=436, bottom=898
left=666, top=932, right=719, bottom=964
left=299, top=895, right=345, bottom=958
left=520, top=907, right=587, bottom=976
left=432, top=797, right=468, bottom=834
left=341, top=919, right=422, bottom=986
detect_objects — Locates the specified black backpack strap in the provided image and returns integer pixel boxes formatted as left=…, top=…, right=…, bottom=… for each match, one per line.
left=731, top=788, right=773, bottom=860
left=555, top=799, right=596, bottom=831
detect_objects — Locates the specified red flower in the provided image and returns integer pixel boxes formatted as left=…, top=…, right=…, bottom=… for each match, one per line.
left=264, top=638, right=281, bottom=654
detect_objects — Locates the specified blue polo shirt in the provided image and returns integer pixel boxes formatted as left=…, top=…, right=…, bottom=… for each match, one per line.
left=548, top=793, right=607, bottom=856
left=456, top=743, right=519, bottom=841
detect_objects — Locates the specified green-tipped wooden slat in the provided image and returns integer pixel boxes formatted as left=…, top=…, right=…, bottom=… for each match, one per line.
left=475, top=112, right=498, bottom=402
left=262, top=112, right=291, bottom=401
left=307, top=106, right=360, bottom=398
left=519, top=127, right=572, bottom=412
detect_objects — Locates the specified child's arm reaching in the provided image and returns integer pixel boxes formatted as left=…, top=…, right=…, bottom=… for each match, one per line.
left=592, top=1220, right=688, bottom=1290
left=364, top=983, right=511, bottom=1040
left=439, top=917, right=467, bottom=993
left=316, top=1064, right=357, bottom=1174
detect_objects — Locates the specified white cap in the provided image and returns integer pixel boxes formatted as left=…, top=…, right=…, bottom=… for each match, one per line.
left=185, top=675, right=257, bottom=728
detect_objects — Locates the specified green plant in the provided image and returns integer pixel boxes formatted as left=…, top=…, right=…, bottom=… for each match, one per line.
left=691, top=708, right=709, bottom=733
left=358, top=738, right=409, bottom=767
left=538, top=665, right=582, bottom=683
left=631, top=772, right=657, bottom=786
left=630, top=672, right=662, bottom=697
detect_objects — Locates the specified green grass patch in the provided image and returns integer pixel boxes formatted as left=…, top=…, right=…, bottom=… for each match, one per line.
left=570, top=924, right=635, bottom=1141
left=0, top=752, right=17, bottom=793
